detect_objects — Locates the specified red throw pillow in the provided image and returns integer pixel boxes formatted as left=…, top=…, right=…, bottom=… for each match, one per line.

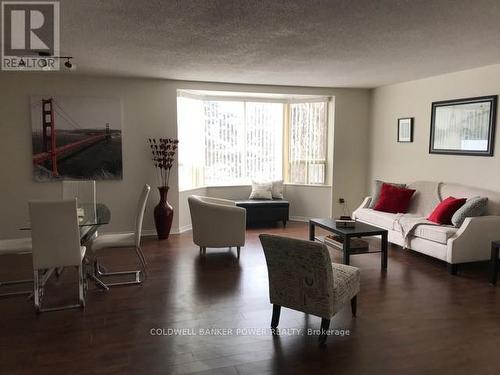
left=374, top=183, right=416, bottom=214
left=427, top=197, right=466, bottom=225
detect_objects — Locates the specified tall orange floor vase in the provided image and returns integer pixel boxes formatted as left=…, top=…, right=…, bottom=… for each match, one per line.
left=154, top=186, right=174, bottom=239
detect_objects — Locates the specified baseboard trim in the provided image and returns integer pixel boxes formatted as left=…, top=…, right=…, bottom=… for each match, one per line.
left=141, top=225, right=191, bottom=237
left=141, top=229, right=157, bottom=237
left=177, top=224, right=192, bottom=233
left=290, top=216, right=315, bottom=222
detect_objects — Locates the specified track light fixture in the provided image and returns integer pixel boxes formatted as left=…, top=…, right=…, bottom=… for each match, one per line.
left=37, top=52, right=76, bottom=71
left=64, top=58, right=74, bottom=70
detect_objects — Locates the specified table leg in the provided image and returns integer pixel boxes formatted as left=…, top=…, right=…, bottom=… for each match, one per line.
left=490, top=244, right=499, bottom=285
left=309, top=222, right=315, bottom=241
left=381, top=232, right=388, bottom=270
left=343, top=236, right=350, bottom=265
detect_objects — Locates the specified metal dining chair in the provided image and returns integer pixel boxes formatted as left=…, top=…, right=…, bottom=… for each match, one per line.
left=62, top=180, right=96, bottom=204
left=89, top=184, right=150, bottom=289
left=62, top=180, right=97, bottom=237
left=29, top=199, right=86, bottom=312
left=0, top=238, right=33, bottom=297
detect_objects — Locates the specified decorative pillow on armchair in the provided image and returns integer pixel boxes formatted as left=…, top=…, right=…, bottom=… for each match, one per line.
left=249, top=181, right=273, bottom=200
left=373, top=183, right=416, bottom=214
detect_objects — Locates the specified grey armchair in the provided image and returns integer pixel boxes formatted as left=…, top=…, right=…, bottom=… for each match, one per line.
left=188, top=195, right=246, bottom=258
left=259, top=234, right=360, bottom=344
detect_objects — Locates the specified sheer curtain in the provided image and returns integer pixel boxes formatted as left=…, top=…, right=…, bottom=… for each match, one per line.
left=177, top=96, right=205, bottom=190
left=245, top=102, right=283, bottom=182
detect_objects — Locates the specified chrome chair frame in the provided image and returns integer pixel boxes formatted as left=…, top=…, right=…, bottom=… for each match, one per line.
left=34, top=265, right=86, bottom=313
left=89, top=185, right=150, bottom=289
left=29, top=199, right=87, bottom=313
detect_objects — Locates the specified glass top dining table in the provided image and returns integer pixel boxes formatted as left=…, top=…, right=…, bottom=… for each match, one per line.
left=20, top=203, right=111, bottom=243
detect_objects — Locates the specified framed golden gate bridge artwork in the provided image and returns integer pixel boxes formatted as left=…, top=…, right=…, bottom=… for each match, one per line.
left=30, top=95, right=123, bottom=181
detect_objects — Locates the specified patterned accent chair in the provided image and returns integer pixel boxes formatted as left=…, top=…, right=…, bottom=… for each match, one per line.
left=259, top=234, right=360, bottom=344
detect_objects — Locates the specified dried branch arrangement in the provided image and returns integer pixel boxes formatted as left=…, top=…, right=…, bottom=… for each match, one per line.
left=148, top=138, right=179, bottom=187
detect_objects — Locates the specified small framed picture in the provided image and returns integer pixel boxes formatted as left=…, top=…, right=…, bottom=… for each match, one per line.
left=398, top=117, right=414, bottom=142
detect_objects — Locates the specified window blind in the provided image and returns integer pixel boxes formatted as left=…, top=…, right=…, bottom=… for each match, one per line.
left=289, top=101, right=328, bottom=184
left=178, top=92, right=328, bottom=189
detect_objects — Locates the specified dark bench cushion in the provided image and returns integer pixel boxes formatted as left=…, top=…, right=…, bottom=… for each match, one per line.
left=235, top=199, right=289, bottom=208
left=236, top=199, right=289, bottom=227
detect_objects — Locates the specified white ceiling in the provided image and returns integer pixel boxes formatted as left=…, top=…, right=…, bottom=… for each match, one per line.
left=61, top=0, right=500, bottom=88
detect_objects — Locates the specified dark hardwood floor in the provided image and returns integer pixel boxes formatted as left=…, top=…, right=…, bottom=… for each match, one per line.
left=1, top=222, right=499, bottom=375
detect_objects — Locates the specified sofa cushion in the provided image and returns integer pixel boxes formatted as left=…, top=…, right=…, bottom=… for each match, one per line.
left=374, top=183, right=416, bottom=214
left=406, top=181, right=441, bottom=216
left=355, top=207, right=457, bottom=244
left=451, top=196, right=488, bottom=227
left=369, top=180, right=406, bottom=208
left=402, top=224, right=457, bottom=245
left=354, top=208, right=399, bottom=230
left=427, top=196, right=466, bottom=225
left=236, top=199, right=289, bottom=208
left=440, top=182, right=500, bottom=215
left=271, top=180, right=284, bottom=199
left=249, top=181, right=273, bottom=200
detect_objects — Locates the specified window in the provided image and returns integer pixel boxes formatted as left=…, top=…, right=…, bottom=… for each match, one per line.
left=202, top=100, right=283, bottom=186
left=178, top=91, right=329, bottom=190
left=288, top=101, right=328, bottom=184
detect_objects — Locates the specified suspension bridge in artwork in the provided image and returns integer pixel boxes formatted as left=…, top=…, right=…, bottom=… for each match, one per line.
left=32, top=98, right=111, bottom=177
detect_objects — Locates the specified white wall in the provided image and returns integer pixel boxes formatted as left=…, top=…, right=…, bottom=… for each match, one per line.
left=0, top=72, right=370, bottom=238
left=284, top=185, right=332, bottom=220
left=369, top=64, right=500, bottom=193
left=0, top=73, right=178, bottom=239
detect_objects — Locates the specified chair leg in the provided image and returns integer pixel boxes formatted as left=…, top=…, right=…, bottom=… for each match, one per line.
left=319, top=318, right=330, bottom=344
left=33, top=269, right=40, bottom=313
left=135, top=246, right=148, bottom=279
left=271, top=304, right=281, bottom=330
left=237, top=246, right=241, bottom=259
left=137, top=245, right=148, bottom=267
left=33, top=267, right=84, bottom=313
left=448, top=263, right=458, bottom=275
left=55, top=267, right=65, bottom=279
left=351, top=295, right=357, bottom=317
left=78, top=265, right=85, bottom=308
left=93, top=257, right=142, bottom=288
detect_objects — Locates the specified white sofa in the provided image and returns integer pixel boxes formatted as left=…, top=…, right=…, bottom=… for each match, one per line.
left=353, top=181, right=500, bottom=274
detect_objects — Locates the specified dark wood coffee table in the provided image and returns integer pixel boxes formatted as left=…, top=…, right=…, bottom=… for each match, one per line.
left=309, top=218, right=388, bottom=270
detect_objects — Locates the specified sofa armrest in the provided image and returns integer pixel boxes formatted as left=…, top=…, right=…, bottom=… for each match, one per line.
left=352, top=196, right=372, bottom=219
left=447, top=215, right=500, bottom=263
